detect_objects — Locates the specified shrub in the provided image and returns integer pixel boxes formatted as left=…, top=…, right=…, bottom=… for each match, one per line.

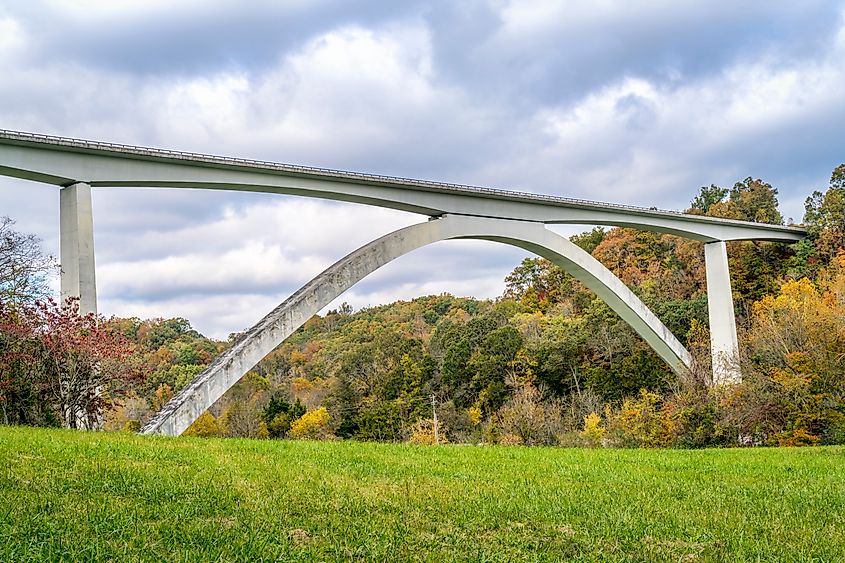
left=289, top=407, right=334, bottom=440
left=261, top=395, right=306, bottom=438
left=607, top=389, right=675, bottom=447
left=409, top=418, right=448, bottom=445
left=580, top=411, right=606, bottom=447
left=493, top=378, right=564, bottom=446
left=183, top=412, right=220, bottom=437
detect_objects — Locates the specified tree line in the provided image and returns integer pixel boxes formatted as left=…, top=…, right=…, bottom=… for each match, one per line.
left=1, top=165, right=843, bottom=447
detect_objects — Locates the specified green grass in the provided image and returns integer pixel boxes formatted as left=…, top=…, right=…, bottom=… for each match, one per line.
left=1, top=427, right=843, bottom=562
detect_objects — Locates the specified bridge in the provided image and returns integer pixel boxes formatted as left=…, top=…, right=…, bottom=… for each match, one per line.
left=0, top=130, right=805, bottom=436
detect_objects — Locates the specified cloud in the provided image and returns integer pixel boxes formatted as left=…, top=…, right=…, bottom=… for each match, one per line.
left=4, top=0, right=420, bottom=77
left=99, top=235, right=523, bottom=339
left=471, top=32, right=845, bottom=217
left=2, top=1, right=845, bottom=339
left=95, top=198, right=416, bottom=299
left=425, top=1, right=844, bottom=107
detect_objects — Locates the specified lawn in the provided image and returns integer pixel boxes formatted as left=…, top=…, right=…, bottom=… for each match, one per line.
left=1, top=426, right=843, bottom=562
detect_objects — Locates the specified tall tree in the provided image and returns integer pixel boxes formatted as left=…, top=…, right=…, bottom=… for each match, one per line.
left=705, top=178, right=790, bottom=303
left=803, top=164, right=845, bottom=265
left=689, top=185, right=728, bottom=214
left=0, top=216, right=55, bottom=304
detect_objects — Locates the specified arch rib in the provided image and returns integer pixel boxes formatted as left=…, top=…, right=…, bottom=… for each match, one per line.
left=140, top=215, right=691, bottom=436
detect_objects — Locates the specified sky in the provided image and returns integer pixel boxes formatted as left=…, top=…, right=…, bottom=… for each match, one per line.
left=1, top=1, right=844, bottom=339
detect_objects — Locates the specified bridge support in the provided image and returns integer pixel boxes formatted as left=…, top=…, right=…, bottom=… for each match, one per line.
left=141, top=215, right=691, bottom=436
left=59, top=182, right=101, bottom=430
left=60, top=182, right=97, bottom=314
left=704, top=241, right=741, bottom=384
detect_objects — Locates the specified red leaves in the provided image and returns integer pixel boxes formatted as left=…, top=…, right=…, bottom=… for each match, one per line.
left=0, top=296, right=140, bottom=427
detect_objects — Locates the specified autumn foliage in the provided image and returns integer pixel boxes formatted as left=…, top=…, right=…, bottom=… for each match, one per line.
left=0, top=298, right=138, bottom=428
left=3, top=166, right=845, bottom=449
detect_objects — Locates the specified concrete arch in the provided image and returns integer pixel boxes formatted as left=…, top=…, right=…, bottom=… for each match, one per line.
left=141, top=214, right=691, bottom=436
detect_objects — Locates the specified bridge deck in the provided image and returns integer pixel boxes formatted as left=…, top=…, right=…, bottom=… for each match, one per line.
left=0, top=129, right=806, bottom=242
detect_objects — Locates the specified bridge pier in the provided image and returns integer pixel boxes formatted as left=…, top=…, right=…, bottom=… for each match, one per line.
left=704, top=240, right=741, bottom=384
left=60, top=182, right=101, bottom=430
left=60, top=182, right=97, bottom=314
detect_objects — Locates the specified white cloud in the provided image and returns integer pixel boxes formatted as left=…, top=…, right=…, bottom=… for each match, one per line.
left=2, top=1, right=845, bottom=341
left=96, top=198, right=416, bottom=300
left=473, top=37, right=845, bottom=217
left=0, top=17, right=25, bottom=59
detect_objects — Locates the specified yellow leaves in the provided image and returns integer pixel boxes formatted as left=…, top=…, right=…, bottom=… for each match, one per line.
left=183, top=412, right=220, bottom=437
left=408, top=418, right=448, bottom=445
left=289, top=350, right=307, bottom=366
left=609, top=389, right=676, bottom=448
left=288, top=407, right=333, bottom=440
left=770, top=352, right=813, bottom=392
left=506, top=348, right=538, bottom=383
left=774, top=428, right=820, bottom=447
left=753, top=277, right=819, bottom=319
left=780, top=276, right=819, bottom=301
left=467, top=406, right=482, bottom=426
left=580, top=412, right=606, bottom=447
left=291, top=377, right=312, bottom=394
left=749, top=266, right=845, bottom=379
left=743, top=261, right=845, bottom=445
left=152, top=383, right=173, bottom=411
left=510, top=311, right=544, bottom=343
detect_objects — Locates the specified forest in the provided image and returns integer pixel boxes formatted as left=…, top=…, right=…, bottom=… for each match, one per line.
left=1, top=166, right=844, bottom=448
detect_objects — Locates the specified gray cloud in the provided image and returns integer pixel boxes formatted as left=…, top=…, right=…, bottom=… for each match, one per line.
left=424, top=1, right=843, bottom=106
left=1, top=1, right=845, bottom=337
left=1, top=1, right=420, bottom=75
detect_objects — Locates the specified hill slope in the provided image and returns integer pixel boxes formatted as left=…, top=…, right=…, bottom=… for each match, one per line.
left=1, top=427, right=844, bottom=561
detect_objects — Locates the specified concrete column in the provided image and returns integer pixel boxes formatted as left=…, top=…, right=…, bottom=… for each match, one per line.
left=60, top=182, right=97, bottom=314
left=704, top=241, right=741, bottom=384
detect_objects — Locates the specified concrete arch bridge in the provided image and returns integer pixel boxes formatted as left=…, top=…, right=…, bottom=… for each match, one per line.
left=0, top=130, right=805, bottom=436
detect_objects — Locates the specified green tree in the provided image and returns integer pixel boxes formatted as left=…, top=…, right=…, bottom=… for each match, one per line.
left=689, top=185, right=728, bottom=214
left=802, top=164, right=845, bottom=268
left=261, top=394, right=306, bottom=438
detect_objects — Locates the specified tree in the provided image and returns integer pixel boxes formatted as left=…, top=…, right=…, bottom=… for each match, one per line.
left=802, top=164, right=845, bottom=267
left=0, top=216, right=55, bottom=304
left=570, top=227, right=606, bottom=254
left=141, top=317, right=204, bottom=350
left=493, top=378, right=563, bottom=446
left=702, top=177, right=790, bottom=303
left=580, top=412, right=606, bottom=447
left=689, top=185, right=728, bottom=214
left=707, top=177, right=783, bottom=224
left=288, top=407, right=334, bottom=440
left=260, top=394, right=306, bottom=438
left=0, top=298, right=138, bottom=428
left=735, top=265, right=845, bottom=445
left=183, top=412, right=221, bottom=437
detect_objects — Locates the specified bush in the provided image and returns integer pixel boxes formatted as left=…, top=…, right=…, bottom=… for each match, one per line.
left=183, top=412, right=220, bottom=437
left=261, top=395, right=306, bottom=438
left=580, top=412, right=606, bottom=447
left=408, top=418, right=448, bottom=445
left=606, top=389, right=675, bottom=448
left=289, top=407, right=334, bottom=440
left=492, top=379, right=564, bottom=446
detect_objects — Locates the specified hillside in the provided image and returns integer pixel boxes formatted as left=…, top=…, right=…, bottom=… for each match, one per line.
left=3, top=169, right=845, bottom=448
left=1, top=426, right=844, bottom=561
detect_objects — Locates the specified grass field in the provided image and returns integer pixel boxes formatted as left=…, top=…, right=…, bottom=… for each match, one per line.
left=1, top=427, right=843, bottom=562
